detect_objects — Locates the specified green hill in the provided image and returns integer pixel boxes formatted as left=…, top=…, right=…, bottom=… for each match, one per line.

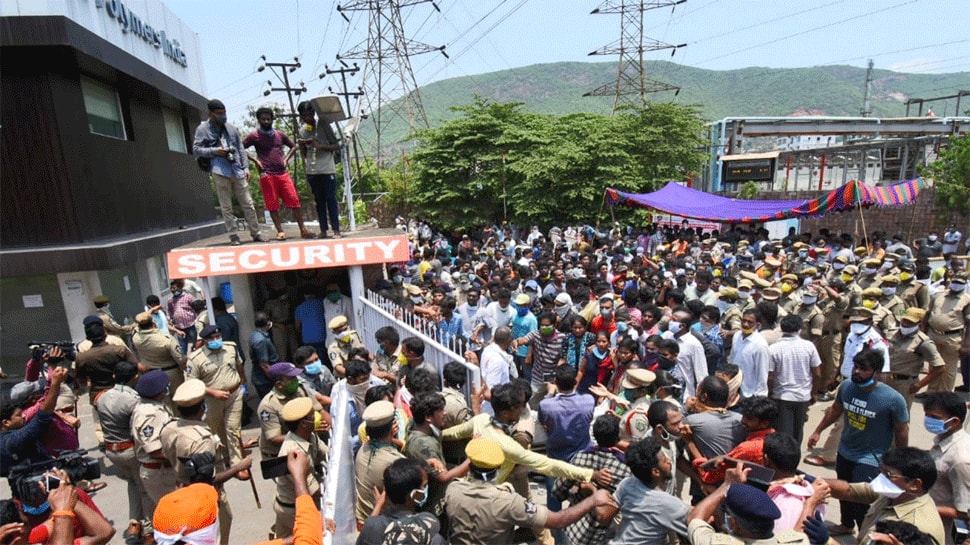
left=354, top=60, right=970, bottom=153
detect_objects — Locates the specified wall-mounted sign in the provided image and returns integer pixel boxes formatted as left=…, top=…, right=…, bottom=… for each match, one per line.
left=723, top=159, right=775, bottom=182
left=167, top=235, right=411, bottom=278
left=94, top=0, right=188, bottom=67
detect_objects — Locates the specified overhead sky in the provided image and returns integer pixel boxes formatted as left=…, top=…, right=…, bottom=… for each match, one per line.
left=166, top=0, right=970, bottom=118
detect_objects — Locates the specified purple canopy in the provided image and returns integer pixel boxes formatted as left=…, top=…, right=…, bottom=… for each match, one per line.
left=606, top=183, right=811, bottom=224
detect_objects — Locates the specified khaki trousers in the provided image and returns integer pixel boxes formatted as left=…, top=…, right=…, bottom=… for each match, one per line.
left=206, top=387, right=243, bottom=464
left=928, top=331, right=961, bottom=392
left=105, top=448, right=151, bottom=528
left=139, top=464, right=178, bottom=533
left=212, top=173, right=260, bottom=236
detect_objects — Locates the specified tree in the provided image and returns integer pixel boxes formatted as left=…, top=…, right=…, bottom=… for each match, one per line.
left=737, top=181, right=760, bottom=200
left=407, top=97, right=708, bottom=231
left=921, top=133, right=970, bottom=215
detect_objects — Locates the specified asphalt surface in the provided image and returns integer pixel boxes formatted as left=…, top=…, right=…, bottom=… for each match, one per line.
left=1, top=389, right=961, bottom=545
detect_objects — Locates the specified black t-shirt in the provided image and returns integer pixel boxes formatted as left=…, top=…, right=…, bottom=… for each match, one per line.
left=76, top=343, right=134, bottom=395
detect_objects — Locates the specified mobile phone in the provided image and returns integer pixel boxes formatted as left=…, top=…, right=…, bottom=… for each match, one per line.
left=260, top=456, right=289, bottom=480
left=44, top=474, right=61, bottom=491
left=542, top=372, right=556, bottom=383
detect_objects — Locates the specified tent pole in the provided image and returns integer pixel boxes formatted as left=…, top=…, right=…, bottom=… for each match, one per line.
left=858, top=201, right=869, bottom=245
left=597, top=189, right=607, bottom=231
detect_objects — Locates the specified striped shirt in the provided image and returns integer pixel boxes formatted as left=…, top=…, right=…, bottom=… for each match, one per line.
left=525, top=330, right=564, bottom=383
left=768, top=335, right=821, bottom=402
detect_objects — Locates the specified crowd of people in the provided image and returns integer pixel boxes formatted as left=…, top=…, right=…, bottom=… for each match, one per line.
left=1, top=218, right=969, bottom=545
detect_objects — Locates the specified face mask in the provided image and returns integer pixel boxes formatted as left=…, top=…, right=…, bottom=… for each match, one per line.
left=22, top=500, right=51, bottom=516
left=214, top=114, right=228, bottom=124
left=832, top=262, right=846, bottom=271
left=207, top=339, right=223, bottom=350
left=723, top=513, right=734, bottom=535
left=924, top=415, right=955, bottom=435
left=741, top=326, right=755, bottom=335
left=657, top=356, right=675, bottom=370
left=516, top=306, right=529, bottom=317
left=851, top=374, right=875, bottom=387
left=258, top=125, right=274, bottom=134
left=601, top=309, right=613, bottom=320
left=841, top=273, right=854, bottom=283
left=172, top=290, right=183, bottom=297
left=869, top=472, right=905, bottom=499
left=864, top=267, right=878, bottom=275
left=326, top=292, right=342, bottom=303
left=555, top=305, right=569, bottom=317
left=880, top=262, right=893, bottom=272
left=411, top=484, right=430, bottom=507
left=410, top=296, right=424, bottom=304
left=304, top=361, right=324, bottom=375
left=928, top=235, right=938, bottom=242
left=717, top=300, right=733, bottom=314
left=616, top=322, right=629, bottom=333
left=539, top=325, right=554, bottom=336
left=738, top=290, right=751, bottom=300
left=799, top=251, right=808, bottom=258
left=499, top=304, right=510, bottom=312
left=667, top=321, right=683, bottom=335
left=950, top=282, right=967, bottom=292
left=899, top=324, right=919, bottom=336
left=392, top=275, right=403, bottom=284
left=280, top=379, right=300, bottom=397
left=881, top=287, right=897, bottom=296
left=850, top=323, right=871, bottom=335
left=336, top=330, right=354, bottom=343
left=802, top=295, right=818, bottom=305
left=781, top=284, right=793, bottom=294
left=899, top=272, right=912, bottom=282
left=862, top=299, right=877, bottom=309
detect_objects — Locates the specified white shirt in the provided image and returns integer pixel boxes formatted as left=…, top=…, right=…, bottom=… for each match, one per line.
left=322, top=295, right=354, bottom=343
left=668, top=332, right=708, bottom=399
left=480, top=343, right=512, bottom=415
left=840, top=327, right=891, bottom=378
left=456, top=303, right=484, bottom=350
left=731, top=330, right=771, bottom=398
left=768, top=335, right=822, bottom=402
left=942, top=230, right=962, bottom=254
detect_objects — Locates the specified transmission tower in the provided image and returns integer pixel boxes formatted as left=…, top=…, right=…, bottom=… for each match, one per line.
left=336, top=0, right=446, bottom=166
left=585, top=0, right=687, bottom=114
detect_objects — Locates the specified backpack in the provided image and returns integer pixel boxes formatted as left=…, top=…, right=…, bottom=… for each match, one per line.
left=382, top=513, right=438, bottom=545
left=690, top=329, right=721, bottom=370
left=196, top=156, right=212, bottom=171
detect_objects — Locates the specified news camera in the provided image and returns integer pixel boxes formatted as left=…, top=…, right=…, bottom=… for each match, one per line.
left=27, top=341, right=77, bottom=362
left=7, top=449, right=101, bottom=505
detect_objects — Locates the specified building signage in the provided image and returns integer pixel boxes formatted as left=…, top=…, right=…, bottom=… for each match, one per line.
left=167, top=235, right=410, bottom=278
left=723, top=159, right=775, bottom=182
left=93, top=0, right=187, bottom=66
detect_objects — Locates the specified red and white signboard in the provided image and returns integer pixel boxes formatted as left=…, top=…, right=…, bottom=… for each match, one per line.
left=650, top=213, right=721, bottom=232
left=167, top=234, right=409, bottom=278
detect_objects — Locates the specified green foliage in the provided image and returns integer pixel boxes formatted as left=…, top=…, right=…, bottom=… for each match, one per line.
left=921, top=134, right=970, bottom=215
left=738, top=181, right=760, bottom=200
left=407, top=97, right=707, bottom=231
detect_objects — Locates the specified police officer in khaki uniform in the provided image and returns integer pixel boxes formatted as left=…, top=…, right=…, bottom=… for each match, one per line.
left=186, top=324, right=246, bottom=467
left=354, top=400, right=405, bottom=525
left=327, top=315, right=365, bottom=378
left=160, top=379, right=251, bottom=545
left=877, top=276, right=906, bottom=321
left=96, top=360, right=150, bottom=542
left=94, top=294, right=136, bottom=339
left=887, top=308, right=945, bottom=409
left=793, top=286, right=824, bottom=342
left=862, top=287, right=899, bottom=339
left=131, top=370, right=177, bottom=541
left=826, top=255, right=850, bottom=284
left=840, top=265, right=863, bottom=308
left=760, top=287, right=789, bottom=318
left=816, top=280, right=850, bottom=400
left=718, top=288, right=743, bottom=356
left=273, top=398, right=328, bottom=539
left=925, top=271, right=970, bottom=392
left=445, top=438, right=615, bottom=545
left=898, top=262, right=929, bottom=310
left=257, top=362, right=323, bottom=459
left=857, top=258, right=883, bottom=291
left=778, top=274, right=801, bottom=313
left=132, top=311, right=185, bottom=408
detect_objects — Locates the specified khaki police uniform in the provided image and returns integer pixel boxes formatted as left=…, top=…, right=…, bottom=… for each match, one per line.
left=871, top=304, right=900, bottom=339
left=686, top=519, right=809, bottom=545
left=132, top=328, right=186, bottom=407
left=856, top=274, right=881, bottom=291
left=186, top=342, right=245, bottom=463
left=327, top=330, right=365, bottom=377
left=445, top=478, right=549, bottom=545
left=354, top=400, right=405, bottom=524
left=131, top=397, right=177, bottom=513
left=273, top=431, right=328, bottom=538
left=256, top=386, right=322, bottom=458
left=794, top=303, right=824, bottom=342
left=97, top=308, right=136, bottom=338
left=816, top=293, right=847, bottom=390
left=899, top=279, right=930, bottom=310
left=880, top=295, right=906, bottom=321
left=926, top=290, right=970, bottom=392
left=96, top=384, right=151, bottom=529
left=264, top=295, right=297, bottom=361
left=888, top=330, right=944, bottom=409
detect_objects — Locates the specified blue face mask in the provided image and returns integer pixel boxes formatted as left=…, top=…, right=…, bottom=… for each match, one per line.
left=22, top=500, right=50, bottom=516
left=411, top=484, right=430, bottom=507
left=171, top=290, right=183, bottom=297
left=214, top=114, right=228, bottom=124
left=516, top=306, right=529, bottom=317
left=207, top=339, right=223, bottom=351
left=924, top=415, right=954, bottom=435
left=304, top=361, right=324, bottom=376
left=616, top=322, right=629, bottom=333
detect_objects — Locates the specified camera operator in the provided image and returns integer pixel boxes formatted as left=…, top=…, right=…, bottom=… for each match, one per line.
left=20, top=347, right=81, bottom=456
left=4, top=467, right=114, bottom=545
left=1, top=368, right=68, bottom=477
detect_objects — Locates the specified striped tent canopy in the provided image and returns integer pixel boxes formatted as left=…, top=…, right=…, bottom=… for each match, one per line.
left=605, top=178, right=925, bottom=224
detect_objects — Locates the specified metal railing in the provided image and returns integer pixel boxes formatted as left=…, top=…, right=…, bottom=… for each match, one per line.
left=359, top=290, right=480, bottom=398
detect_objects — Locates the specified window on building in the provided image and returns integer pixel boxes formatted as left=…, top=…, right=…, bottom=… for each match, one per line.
left=162, top=108, right=187, bottom=153
left=81, top=76, right=126, bottom=139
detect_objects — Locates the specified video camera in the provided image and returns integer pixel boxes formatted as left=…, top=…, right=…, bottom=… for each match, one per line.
left=7, top=449, right=101, bottom=505
left=27, top=341, right=77, bottom=362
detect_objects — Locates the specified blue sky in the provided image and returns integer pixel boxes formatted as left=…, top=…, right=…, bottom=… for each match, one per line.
left=165, top=0, right=970, bottom=118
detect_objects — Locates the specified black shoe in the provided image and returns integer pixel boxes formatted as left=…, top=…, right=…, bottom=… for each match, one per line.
left=252, top=233, right=268, bottom=243
left=229, top=234, right=241, bottom=246
left=818, top=392, right=834, bottom=402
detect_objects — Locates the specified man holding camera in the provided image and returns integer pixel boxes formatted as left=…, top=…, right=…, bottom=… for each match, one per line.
left=0, top=367, right=68, bottom=477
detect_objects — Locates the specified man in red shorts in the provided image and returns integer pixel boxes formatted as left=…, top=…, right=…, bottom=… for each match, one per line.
left=243, top=107, right=315, bottom=240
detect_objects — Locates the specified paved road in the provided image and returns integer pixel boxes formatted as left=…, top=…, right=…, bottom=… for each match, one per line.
left=2, top=390, right=962, bottom=544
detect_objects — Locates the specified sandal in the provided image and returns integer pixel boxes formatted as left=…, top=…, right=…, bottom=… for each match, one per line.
left=276, top=232, right=287, bottom=241
left=300, top=230, right=316, bottom=239
left=803, top=455, right=835, bottom=467
left=82, top=481, right=107, bottom=494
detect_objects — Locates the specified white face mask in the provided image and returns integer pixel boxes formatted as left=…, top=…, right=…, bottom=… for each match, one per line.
left=899, top=325, right=919, bottom=336
left=667, top=321, right=683, bottom=335
left=738, top=290, right=751, bottom=300
left=881, top=287, right=897, bottom=296
left=717, top=300, right=733, bottom=314
left=850, top=322, right=871, bottom=335
left=869, top=473, right=905, bottom=499
left=832, top=262, right=846, bottom=271
left=950, top=282, right=967, bottom=293
left=802, top=295, right=818, bottom=306
left=863, top=267, right=878, bottom=275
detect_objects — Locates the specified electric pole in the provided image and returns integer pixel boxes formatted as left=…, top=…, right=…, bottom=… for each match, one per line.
left=336, top=0, right=447, bottom=167
left=585, top=0, right=687, bottom=115
left=321, top=61, right=365, bottom=193
left=860, top=59, right=874, bottom=117
left=259, top=56, right=307, bottom=136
